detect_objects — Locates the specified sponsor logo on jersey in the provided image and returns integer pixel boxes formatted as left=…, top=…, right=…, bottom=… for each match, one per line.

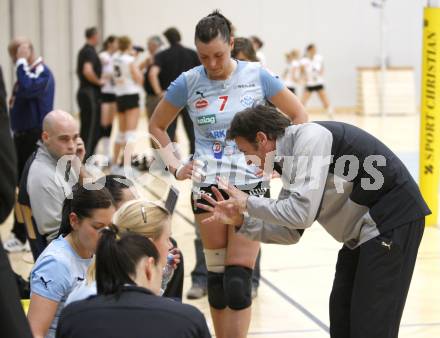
left=212, top=141, right=223, bottom=159
left=195, top=99, right=209, bottom=110
left=196, top=90, right=206, bottom=98
left=240, top=94, right=255, bottom=107
left=208, top=129, right=227, bottom=139
left=40, top=277, right=52, bottom=290
left=206, top=123, right=229, bottom=132
left=236, top=83, right=256, bottom=89
left=197, top=114, right=216, bottom=125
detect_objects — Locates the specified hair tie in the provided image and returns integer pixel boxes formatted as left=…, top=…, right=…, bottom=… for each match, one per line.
left=100, top=224, right=120, bottom=240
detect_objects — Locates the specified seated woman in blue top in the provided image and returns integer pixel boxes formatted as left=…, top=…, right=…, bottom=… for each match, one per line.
left=57, top=228, right=211, bottom=338
left=27, top=185, right=115, bottom=338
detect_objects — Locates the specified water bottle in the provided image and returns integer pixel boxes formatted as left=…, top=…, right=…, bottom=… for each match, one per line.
left=161, top=253, right=175, bottom=292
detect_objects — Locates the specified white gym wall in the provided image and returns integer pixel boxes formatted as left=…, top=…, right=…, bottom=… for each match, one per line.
left=0, top=0, right=423, bottom=113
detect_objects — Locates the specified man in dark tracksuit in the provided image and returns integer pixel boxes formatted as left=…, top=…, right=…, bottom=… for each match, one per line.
left=148, top=27, right=197, bottom=154
left=76, top=27, right=102, bottom=159
left=201, top=105, right=430, bottom=338
left=0, top=64, right=33, bottom=338
left=5, top=38, right=55, bottom=252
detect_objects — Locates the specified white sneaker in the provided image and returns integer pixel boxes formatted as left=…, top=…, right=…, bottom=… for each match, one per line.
left=3, top=234, right=30, bottom=253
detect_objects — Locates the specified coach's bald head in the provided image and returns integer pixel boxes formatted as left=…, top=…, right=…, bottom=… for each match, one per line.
left=42, top=110, right=79, bottom=159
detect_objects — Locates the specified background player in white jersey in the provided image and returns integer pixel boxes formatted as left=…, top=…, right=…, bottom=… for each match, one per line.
left=99, top=36, right=118, bottom=162
left=300, top=43, right=333, bottom=114
left=112, top=36, right=143, bottom=166
left=150, top=11, right=307, bottom=338
left=283, top=49, right=301, bottom=95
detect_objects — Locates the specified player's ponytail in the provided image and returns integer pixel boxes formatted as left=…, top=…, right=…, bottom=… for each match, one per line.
left=95, top=225, right=160, bottom=295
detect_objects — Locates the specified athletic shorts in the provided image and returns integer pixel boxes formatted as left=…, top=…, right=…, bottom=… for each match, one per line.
left=305, top=84, right=324, bottom=92
left=116, top=94, right=139, bottom=112
left=101, top=93, right=116, bottom=103
left=191, top=181, right=270, bottom=214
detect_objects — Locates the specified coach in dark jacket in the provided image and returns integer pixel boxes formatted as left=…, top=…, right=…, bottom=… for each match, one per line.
left=200, top=104, right=430, bottom=338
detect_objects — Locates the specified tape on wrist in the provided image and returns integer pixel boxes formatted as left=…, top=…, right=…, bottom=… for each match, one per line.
left=173, top=164, right=184, bottom=179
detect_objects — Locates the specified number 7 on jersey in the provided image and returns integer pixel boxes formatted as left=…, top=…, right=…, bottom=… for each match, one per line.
left=219, top=95, right=228, bottom=112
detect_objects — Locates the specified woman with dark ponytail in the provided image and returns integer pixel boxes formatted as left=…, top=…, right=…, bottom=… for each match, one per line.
left=96, top=226, right=162, bottom=295
left=149, top=10, right=308, bottom=338
left=27, top=185, right=115, bottom=338
left=56, top=228, right=211, bottom=338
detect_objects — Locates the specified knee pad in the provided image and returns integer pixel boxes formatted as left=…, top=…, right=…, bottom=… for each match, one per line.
left=204, top=248, right=226, bottom=273
left=224, top=265, right=253, bottom=310
left=115, top=132, right=125, bottom=144
left=207, top=271, right=226, bottom=309
left=125, top=130, right=137, bottom=143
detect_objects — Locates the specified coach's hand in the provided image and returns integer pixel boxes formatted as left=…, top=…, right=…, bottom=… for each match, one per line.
left=197, top=177, right=249, bottom=226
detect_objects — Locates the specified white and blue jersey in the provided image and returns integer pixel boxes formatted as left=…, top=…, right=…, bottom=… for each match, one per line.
left=165, top=60, right=284, bottom=187
left=30, top=236, right=93, bottom=338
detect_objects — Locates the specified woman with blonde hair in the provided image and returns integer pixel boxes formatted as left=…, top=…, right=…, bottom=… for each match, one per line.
left=113, top=198, right=173, bottom=268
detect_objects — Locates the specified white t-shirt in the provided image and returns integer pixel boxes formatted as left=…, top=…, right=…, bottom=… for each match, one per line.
left=283, top=59, right=300, bottom=89
left=99, top=51, right=115, bottom=94
left=300, top=54, right=324, bottom=87
left=113, top=52, right=139, bottom=96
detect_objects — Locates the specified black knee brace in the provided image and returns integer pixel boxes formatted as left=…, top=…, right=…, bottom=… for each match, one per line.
left=224, top=265, right=253, bottom=310
left=207, top=271, right=226, bottom=309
